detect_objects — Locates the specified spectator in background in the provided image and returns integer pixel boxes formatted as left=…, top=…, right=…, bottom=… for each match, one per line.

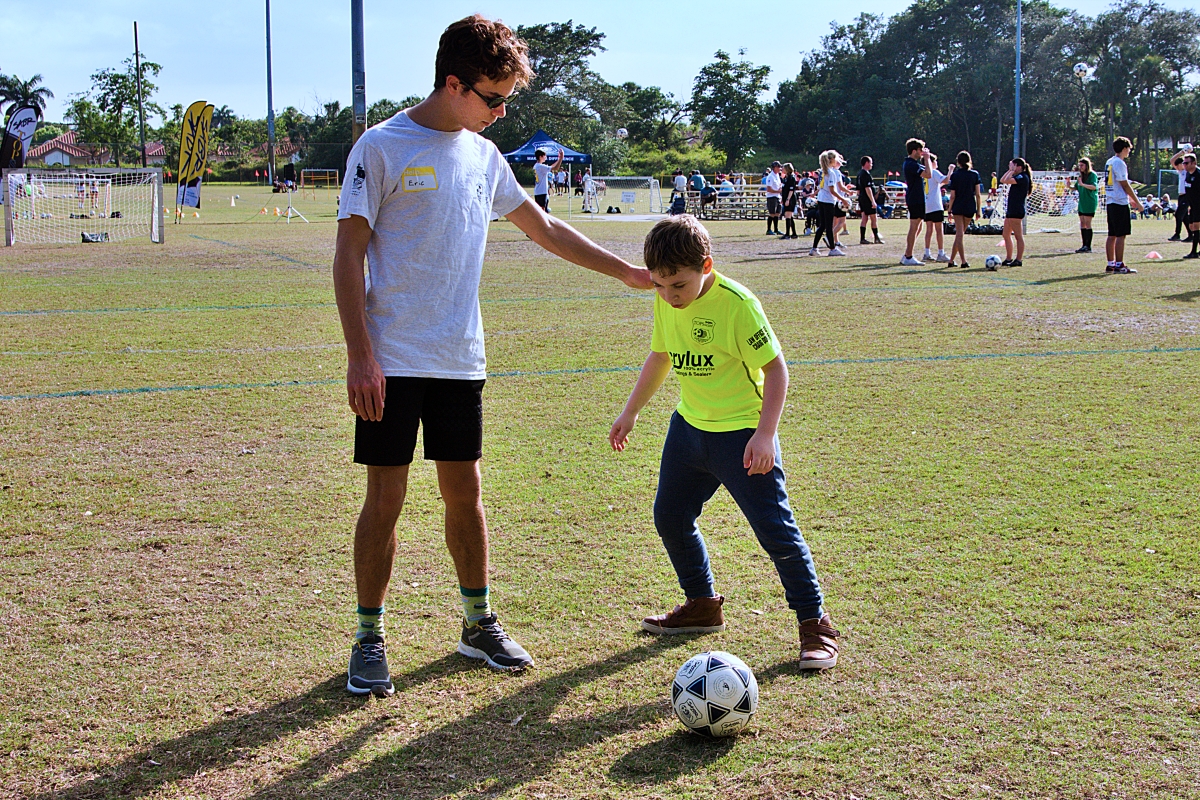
left=780, top=163, right=799, bottom=239
left=532, top=147, right=563, bottom=213
left=672, top=169, right=687, bottom=200
left=857, top=156, right=882, bottom=244
left=763, top=161, right=783, bottom=236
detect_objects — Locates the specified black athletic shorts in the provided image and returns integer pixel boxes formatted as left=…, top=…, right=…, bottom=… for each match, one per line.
left=1187, top=200, right=1200, bottom=225
left=858, top=194, right=876, bottom=215
left=766, top=196, right=782, bottom=215
left=1005, top=206, right=1026, bottom=220
left=833, top=205, right=846, bottom=218
left=354, top=377, right=485, bottom=466
left=1106, top=202, right=1132, bottom=237
left=534, top=193, right=549, bottom=211
left=925, top=209, right=945, bottom=223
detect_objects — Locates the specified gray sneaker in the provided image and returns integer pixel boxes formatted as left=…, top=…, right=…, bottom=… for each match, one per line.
left=458, top=614, right=534, bottom=671
left=347, top=635, right=395, bottom=696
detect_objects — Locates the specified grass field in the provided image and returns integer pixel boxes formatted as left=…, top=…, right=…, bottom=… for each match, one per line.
left=2, top=184, right=1199, bottom=799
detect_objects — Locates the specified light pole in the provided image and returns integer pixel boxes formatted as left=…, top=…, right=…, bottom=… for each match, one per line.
left=134, top=21, right=147, bottom=168
left=1014, top=0, right=1022, bottom=159
left=265, top=0, right=277, bottom=184
left=351, top=0, right=367, bottom=143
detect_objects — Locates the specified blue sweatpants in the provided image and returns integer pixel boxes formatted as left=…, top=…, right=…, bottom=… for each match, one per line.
left=653, top=412, right=824, bottom=622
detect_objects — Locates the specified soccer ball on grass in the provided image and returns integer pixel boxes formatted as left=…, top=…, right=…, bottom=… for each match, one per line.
left=671, top=651, right=758, bottom=738
left=985, top=254, right=1002, bottom=271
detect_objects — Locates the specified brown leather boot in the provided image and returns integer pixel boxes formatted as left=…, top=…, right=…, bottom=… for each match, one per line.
left=641, top=595, right=725, bottom=635
left=798, top=613, right=840, bottom=669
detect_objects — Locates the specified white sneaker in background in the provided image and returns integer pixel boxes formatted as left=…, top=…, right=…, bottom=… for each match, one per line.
left=900, top=256, right=922, bottom=266
left=936, top=251, right=951, bottom=262
left=808, top=248, right=820, bottom=257
left=922, top=249, right=933, bottom=261
left=829, top=246, right=847, bottom=256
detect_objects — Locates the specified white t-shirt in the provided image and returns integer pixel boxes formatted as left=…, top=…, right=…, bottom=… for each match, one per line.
left=533, top=162, right=553, bottom=195
left=1177, top=168, right=1187, bottom=195
left=817, top=168, right=842, bottom=204
left=673, top=174, right=687, bottom=192
left=1105, top=156, right=1130, bottom=205
left=763, top=171, right=782, bottom=197
left=924, top=168, right=947, bottom=212
left=338, top=111, right=529, bottom=379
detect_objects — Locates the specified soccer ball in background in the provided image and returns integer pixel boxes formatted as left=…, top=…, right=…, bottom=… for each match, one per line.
left=985, top=254, right=1002, bottom=271
left=616, top=128, right=629, bottom=139
left=671, top=651, right=758, bottom=738
left=1073, top=62, right=1090, bottom=79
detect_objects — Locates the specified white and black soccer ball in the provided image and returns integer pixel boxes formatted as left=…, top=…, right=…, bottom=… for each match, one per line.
left=616, top=127, right=629, bottom=139
left=671, top=651, right=758, bottom=738
left=1073, top=62, right=1090, bottom=79
left=985, top=254, right=1002, bottom=271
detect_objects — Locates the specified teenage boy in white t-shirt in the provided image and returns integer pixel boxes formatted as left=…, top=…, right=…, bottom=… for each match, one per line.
left=1104, top=136, right=1143, bottom=274
left=763, top=162, right=783, bottom=236
left=532, top=146, right=563, bottom=212
left=921, top=152, right=952, bottom=262
left=333, top=14, right=652, bottom=696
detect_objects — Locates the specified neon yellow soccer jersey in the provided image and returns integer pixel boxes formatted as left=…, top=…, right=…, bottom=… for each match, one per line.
left=651, top=271, right=782, bottom=432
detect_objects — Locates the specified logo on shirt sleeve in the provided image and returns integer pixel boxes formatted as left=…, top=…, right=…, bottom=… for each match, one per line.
left=747, top=325, right=771, bottom=351
left=350, top=163, right=366, bottom=195
left=691, top=317, right=715, bottom=344
left=402, top=166, right=438, bottom=192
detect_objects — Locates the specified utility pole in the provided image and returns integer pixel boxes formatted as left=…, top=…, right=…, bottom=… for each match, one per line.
left=265, top=0, right=277, bottom=184
left=1014, top=0, right=1022, bottom=159
left=134, top=21, right=147, bottom=168
left=351, top=0, right=367, bottom=143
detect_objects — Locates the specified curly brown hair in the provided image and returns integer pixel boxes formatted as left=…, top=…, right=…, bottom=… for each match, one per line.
left=434, top=15, right=534, bottom=92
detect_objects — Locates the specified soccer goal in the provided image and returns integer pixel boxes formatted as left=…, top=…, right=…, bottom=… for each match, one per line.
left=994, top=170, right=1085, bottom=219
left=300, top=168, right=340, bottom=189
left=570, top=176, right=663, bottom=218
left=3, top=168, right=164, bottom=246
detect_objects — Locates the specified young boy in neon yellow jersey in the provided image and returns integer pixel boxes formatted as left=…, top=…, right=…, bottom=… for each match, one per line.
left=608, top=215, right=839, bottom=669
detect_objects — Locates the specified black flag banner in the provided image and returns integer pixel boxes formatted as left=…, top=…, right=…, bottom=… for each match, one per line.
left=0, top=105, right=40, bottom=169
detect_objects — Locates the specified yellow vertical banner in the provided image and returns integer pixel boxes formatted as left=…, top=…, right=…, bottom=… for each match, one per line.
left=175, top=101, right=214, bottom=213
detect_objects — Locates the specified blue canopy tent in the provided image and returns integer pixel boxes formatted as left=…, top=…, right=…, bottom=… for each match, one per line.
left=502, top=130, right=591, bottom=165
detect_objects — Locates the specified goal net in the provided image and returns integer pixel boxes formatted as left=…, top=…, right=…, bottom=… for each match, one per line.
left=571, top=176, right=663, bottom=217
left=994, top=170, right=1090, bottom=219
left=300, top=168, right=340, bottom=188
left=3, top=168, right=163, bottom=246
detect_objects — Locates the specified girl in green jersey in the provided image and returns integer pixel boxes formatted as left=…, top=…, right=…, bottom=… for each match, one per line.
left=1075, top=157, right=1099, bottom=253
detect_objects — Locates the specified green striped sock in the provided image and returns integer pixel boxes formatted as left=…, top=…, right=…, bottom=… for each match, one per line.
left=461, top=586, right=490, bottom=626
left=356, top=604, right=385, bottom=640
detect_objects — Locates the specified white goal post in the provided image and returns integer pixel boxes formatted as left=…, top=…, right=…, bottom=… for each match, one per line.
left=569, top=175, right=663, bottom=218
left=3, top=167, right=164, bottom=246
left=993, top=170, right=1105, bottom=219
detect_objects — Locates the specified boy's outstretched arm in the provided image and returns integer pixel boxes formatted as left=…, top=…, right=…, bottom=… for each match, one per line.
left=745, top=355, right=788, bottom=476
left=505, top=201, right=653, bottom=289
left=609, top=351, right=672, bottom=451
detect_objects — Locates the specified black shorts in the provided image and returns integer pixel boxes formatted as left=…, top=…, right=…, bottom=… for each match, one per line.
left=534, top=193, right=549, bottom=211
left=833, top=205, right=846, bottom=218
left=766, top=196, right=781, bottom=215
left=354, top=377, right=485, bottom=466
left=1106, top=202, right=1132, bottom=237
left=1077, top=212, right=1094, bottom=220
left=1006, top=207, right=1026, bottom=220
left=1187, top=200, right=1200, bottom=225
left=858, top=194, right=876, bottom=215
left=925, top=209, right=945, bottom=223
left=951, top=207, right=976, bottom=219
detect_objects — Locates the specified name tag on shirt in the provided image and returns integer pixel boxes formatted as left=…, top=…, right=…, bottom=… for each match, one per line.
left=403, top=166, right=438, bottom=192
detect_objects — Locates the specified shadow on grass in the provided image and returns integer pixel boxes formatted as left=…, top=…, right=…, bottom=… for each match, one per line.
left=31, top=655, right=475, bottom=800
left=234, top=637, right=698, bottom=800
left=607, top=728, right=735, bottom=785
left=1029, top=272, right=1107, bottom=285
left=1161, top=289, right=1200, bottom=303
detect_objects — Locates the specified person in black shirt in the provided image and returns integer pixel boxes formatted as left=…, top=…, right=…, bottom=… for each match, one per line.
left=1181, top=153, right=1200, bottom=258
left=999, top=157, right=1030, bottom=266
left=901, top=138, right=927, bottom=265
left=946, top=150, right=982, bottom=268
left=780, top=163, right=800, bottom=239
left=857, top=156, right=883, bottom=244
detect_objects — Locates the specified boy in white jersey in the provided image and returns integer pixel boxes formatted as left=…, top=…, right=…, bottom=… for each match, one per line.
left=532, top=146, right=562, bottom=212
left=334, top=15, right=652, bottom=695
left=609, top=215, right=839, bottom=671
left=1104, top=136, right=1143, bottom=274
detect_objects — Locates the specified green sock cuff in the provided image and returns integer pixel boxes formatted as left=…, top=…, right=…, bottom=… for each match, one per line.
left=459, top=586, right=488, bottom=597
left=356, top=605, right=384, bottom=616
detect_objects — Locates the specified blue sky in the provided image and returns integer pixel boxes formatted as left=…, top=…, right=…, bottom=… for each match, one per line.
left=3, top=0, right=1191, bottom=124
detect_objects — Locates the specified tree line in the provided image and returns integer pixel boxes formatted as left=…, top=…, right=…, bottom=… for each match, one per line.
left=10, top=0, right=1200, bottom=182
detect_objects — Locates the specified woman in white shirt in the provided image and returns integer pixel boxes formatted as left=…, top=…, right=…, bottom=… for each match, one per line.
left=810, top=150, right=851, bottom=256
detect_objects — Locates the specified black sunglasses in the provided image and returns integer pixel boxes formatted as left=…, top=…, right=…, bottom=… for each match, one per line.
left=465, top=82, right=517, bottom=110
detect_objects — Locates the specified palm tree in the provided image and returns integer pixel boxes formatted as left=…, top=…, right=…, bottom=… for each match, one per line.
left=2, top=73, right=53, bottom=118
